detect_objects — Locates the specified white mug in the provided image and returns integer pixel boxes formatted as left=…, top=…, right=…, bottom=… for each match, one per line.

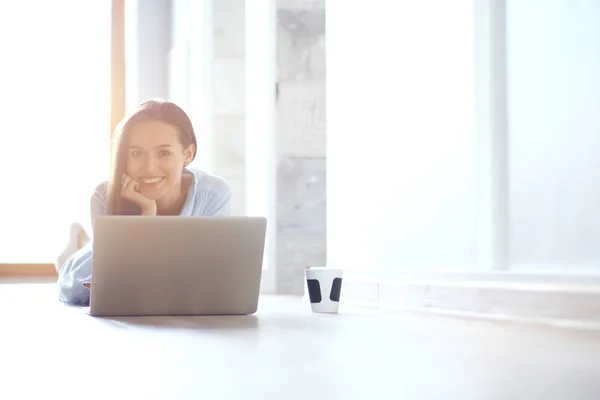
left=304, top=267, right=343, bottom=313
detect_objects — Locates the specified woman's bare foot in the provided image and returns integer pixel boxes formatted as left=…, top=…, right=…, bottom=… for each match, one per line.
left=77, top=227, right=89, bottom=249
left=55, top=223, right=89, bottom=274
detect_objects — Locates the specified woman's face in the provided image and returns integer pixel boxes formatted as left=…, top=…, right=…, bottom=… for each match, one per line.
left=125, top=120, right=193, bottom=201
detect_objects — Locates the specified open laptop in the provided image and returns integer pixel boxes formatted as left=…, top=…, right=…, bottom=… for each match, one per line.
left=89, top=216, right=267, bottom=317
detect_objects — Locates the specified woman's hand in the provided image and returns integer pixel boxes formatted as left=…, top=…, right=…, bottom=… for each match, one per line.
left=121, top=173, right=157, bottom=216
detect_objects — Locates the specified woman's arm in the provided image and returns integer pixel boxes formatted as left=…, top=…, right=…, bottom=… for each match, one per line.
left=57, top=183, right=108, bottom=305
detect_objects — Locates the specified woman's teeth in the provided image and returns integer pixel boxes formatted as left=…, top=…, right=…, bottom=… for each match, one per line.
left=141, top=177, right=164, bottom=184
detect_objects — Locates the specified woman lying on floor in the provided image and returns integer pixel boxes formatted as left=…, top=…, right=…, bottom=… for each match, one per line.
left=56, top=99, right=231, bottom=306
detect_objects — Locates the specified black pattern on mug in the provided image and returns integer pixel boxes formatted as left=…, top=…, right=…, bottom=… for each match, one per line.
left=307, top=279, right=322, bottom=303
left=330, top=277, right=342, bottom=302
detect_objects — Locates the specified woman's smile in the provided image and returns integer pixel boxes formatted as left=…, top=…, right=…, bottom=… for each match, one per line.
left=139, top=176, right=165, bottom=185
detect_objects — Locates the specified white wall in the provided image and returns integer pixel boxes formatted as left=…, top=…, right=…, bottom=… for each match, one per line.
left=327, top=1, right=477, bottom=272
left=170, top=0, right=215, bottom=174
left=507, top=0, right=600, bottom=271
left=125, top=0, right=171, bottom=112
left=245, top=0, right=277, bottom=292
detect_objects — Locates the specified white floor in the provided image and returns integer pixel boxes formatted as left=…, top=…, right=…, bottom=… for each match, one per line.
left=2, top=282, right=600, bottom=400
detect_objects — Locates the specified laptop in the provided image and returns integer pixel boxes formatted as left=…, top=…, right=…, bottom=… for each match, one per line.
left=89, top=216, right=267, bottom=317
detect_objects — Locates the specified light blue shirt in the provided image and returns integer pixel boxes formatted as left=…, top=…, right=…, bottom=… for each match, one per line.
left=57, top=168, right=232, bottom=306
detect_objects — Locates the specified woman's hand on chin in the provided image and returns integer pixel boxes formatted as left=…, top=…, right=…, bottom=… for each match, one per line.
left=121, top=173, right=157, bottom=216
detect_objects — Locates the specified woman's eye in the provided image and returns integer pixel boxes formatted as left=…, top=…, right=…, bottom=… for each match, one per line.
left=130, top=151, right=141, bottom=157
left=159, top=150, right=171, bottom=157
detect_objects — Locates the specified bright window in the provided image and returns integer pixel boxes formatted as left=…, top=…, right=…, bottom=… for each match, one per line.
left=0, top=1, right=111, bottom=263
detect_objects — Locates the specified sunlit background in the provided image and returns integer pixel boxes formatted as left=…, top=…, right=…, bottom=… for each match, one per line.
left=2, top=0, right=600, bottom=291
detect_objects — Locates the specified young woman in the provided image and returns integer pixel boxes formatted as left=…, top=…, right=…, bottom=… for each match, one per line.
left=57, top=100, right=231, bottom=305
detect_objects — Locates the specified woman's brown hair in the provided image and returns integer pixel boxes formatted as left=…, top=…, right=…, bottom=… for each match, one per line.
left=107, top=99, right=197, bottom=215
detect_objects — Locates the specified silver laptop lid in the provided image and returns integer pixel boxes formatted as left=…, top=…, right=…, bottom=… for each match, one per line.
left=90, top=216, right=267, bottom=316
